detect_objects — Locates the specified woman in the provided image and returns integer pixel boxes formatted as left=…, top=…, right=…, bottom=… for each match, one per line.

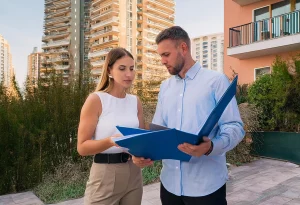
left=77, top=48, right=144, bottom=205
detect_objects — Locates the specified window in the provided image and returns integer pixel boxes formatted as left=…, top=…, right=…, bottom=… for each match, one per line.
left=272, top=0, right=290, bottom=17
left=254, top=6, right=269, bottom=21
left=254, top=6, right=270, bottom=41
left=254, top=67, right=271, bottom=80
left=296, top=0, right=300, bottom=10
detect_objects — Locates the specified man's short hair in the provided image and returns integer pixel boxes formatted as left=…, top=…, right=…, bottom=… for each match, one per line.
left=155, top=26, right=191, bottom=49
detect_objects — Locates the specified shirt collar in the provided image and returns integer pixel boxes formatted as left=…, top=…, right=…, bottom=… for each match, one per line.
left=175, top=62, right=201, bottom=80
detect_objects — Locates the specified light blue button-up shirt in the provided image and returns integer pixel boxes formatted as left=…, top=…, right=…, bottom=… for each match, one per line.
left=152, top=62, right=245, bottom=197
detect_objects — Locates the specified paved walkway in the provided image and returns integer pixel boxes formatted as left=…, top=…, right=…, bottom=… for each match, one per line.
left=1, top=158, right=300, bottom=205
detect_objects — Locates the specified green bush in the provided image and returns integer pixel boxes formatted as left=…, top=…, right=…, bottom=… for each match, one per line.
left=0, top=71, right=94, bottom=194
left=248, top=55, right=300, bottom=131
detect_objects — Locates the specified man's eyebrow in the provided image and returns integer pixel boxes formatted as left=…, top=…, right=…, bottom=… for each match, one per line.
left=160, top=52, right=169, bottom=56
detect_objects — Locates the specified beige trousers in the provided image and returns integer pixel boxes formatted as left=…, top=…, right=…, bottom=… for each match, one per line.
left=84, top=160, right=143, bottom=205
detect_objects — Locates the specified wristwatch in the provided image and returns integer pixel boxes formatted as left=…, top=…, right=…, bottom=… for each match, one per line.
left=205, top=141, right=214, bottom=156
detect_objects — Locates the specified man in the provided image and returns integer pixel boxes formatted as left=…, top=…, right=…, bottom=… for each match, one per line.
left=133, top=26, right=245, bottom=205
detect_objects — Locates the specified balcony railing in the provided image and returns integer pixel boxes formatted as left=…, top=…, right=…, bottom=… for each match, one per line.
left=145, top=44, right=157, bottom=50
left=229, top=10, right=300, bottom=47
left=88, top=48, right=112, bottom=58
left=146, top=5, right=174, bottom=18
left=54, top=65, right=70, bottom=70
left=91, top=9, right=119, bottom=21
left=148, top=0, right=175, bottom=11
left=147, top=20, right=169, bottom=30
left=42, top=39, right=70, bottom=48
left=45, top=15, right=71, bottom=24
left=146, top=28, right=161, bottom=35
left=91, top=60, right=105, bottom=67
left=46, top=1, right=70, bottom=10
left=91, top=69, right=102, bottom=75
left=45, top=7, right=70, bottom=18
left=44, top=49, right=69, bottom=54
left=90, top=27, right=119, bottom=38
left=146, top=13, right=173, bottom=24
left=91, top=17, right=119, bottom=30
left=160, top=0, right=175, bottom=6
left=42, top=31, right=70, bottom=40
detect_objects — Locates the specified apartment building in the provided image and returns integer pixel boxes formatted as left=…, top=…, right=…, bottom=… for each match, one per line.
left=42, top=0, right=91, bottom=84
left=0, top=34, right=14, bottom=88
left=224, top=0, right=300, bottom=84
left=27, top=47, right=43, bottom=86
left=89, top=0, right=175, bottom=84
left=192, top=33, right=224, bottom=73
left=42, top=0, right=175, bottom=86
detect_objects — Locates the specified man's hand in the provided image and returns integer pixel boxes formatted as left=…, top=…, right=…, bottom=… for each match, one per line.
left=132, top=156, right=153, bottom=168
left=178, top=137, right=212, bottom=157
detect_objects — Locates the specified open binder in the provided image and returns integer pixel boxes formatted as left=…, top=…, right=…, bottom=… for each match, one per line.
left=113, top=76, right=238, bottom=161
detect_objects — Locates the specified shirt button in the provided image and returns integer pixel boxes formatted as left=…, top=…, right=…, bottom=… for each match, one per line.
left=180, top=94, right=183, bottom=97
left=178, top=109, right=181, bottom=112
left=176, top=166, right=179, bottom=169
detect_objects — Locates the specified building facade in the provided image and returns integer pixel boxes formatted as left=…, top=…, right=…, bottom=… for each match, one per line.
left=192, top=33, right=224, bottom=73
left=27, top=47, right=43, bottom=86
left=42, top=0, right=175, bottom=85
left=0, top=34, right=14, bottom=87
left=224, top=0, right=300, bottom=84
left=88, top=0, right=175, bottom=83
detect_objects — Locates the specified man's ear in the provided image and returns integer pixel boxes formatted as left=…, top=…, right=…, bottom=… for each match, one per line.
left=181, top=41, right=189, bottom=54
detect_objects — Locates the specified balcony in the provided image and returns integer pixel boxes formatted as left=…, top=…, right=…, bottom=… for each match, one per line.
left=46, top=1, right=71, bottom=10
left=91, top=1, right=119, bottom=13
left=54, top=65, right=70, bottom=70
left=91, top=60, right=105, bottom=67
left=91, top=17, right=119, bottom=30
left=146, top=28, right=161, bottom=35
left=91, top=8, right=119, bottom=21
left=159, top=0, right=175, bottom=6
left=88, top=48, right=112, bottom=58
left=45, top=15, right=71, bottom=25
left=146, top=13, right=173, bottom=26
left=228, top=10, right=300, bottom=59
left=91, top=0, right=104, bottom=7
left=145, top=36, right=156, bottom=43
left=45, top=22, right=70, bottom=30
left=146, top=5, right=174, bottom=19
left=145, top=44, right=157, bottom=51
left=42, top=31, right=70, bottom=41
left=232, top=0, right=263, bottom=6
left=90, top=27, right=119, bottom=38
left=45, top=48, right=69, bottom=54
left=42, top=39, right=70, bottom=48
left=45, top=7, right=70, bottom=18
left=91, top=69, right=102, bottom=75
left=147, top=20, right=169, bottom=30
left=148, top=0, right=175, bottom=12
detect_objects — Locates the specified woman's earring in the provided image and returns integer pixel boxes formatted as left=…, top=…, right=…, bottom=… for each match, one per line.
left=108, top=75, right=113, bottom=79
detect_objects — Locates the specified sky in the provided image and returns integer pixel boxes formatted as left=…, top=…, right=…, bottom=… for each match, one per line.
left=0, top=0, right=224, bottom=87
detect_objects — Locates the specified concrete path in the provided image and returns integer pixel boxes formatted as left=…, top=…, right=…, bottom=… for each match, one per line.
left=1, top=158, right=300, bottom=205
left=0, top=191, right=43, bottom=205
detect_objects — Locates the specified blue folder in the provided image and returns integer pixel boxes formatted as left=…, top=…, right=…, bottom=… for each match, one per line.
left=114, top=76, right=238, bottom=161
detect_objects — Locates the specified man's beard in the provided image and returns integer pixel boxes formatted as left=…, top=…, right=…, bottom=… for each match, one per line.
left=170, top=56, right=185, bottom=75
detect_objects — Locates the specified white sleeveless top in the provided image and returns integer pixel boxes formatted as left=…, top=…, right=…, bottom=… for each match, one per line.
left=94, top=92, right=139, bottom=153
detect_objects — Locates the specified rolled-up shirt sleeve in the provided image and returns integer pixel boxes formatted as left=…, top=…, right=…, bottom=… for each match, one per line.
left=209, top=75, right=245, bottom=156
